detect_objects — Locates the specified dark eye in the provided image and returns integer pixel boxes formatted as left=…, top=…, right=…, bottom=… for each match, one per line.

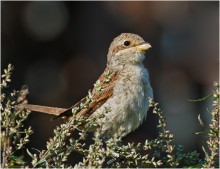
left=123, top=41, right=130, bottom=46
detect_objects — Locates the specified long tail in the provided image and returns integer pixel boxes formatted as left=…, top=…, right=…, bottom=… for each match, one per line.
left=18, top=104, right=67, bottom=116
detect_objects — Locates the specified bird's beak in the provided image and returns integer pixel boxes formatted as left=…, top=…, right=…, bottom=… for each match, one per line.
left=136, top=43, right=151, bottom=52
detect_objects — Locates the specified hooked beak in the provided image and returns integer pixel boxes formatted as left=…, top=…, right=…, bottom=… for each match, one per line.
left=136, top=43, right=151, bottom=52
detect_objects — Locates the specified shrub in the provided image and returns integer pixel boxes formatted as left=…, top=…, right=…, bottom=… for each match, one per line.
left=1, top=64, right=219, bottom=168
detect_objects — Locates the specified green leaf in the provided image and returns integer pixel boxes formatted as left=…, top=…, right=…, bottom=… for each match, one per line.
left=188, top=94, right=213, bottom=102
left=31, top=148, right=41, bottom=154
left=26, top=148, right=35, bottom=159
left=10, top=155, right=26, bottom=165
left=194, top=131, right=208, bottom=135
left=198, top=114, right=205, bottom=127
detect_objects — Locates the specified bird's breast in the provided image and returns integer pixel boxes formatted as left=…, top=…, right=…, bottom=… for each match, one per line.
left=108, top=65, right=153, bottom=135
left=92, top=64, right=153, bottom=137
left=114, top=64, right=152, bottom=110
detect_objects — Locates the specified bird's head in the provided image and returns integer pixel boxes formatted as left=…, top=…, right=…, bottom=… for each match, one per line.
left=107, top=33, right=151, bottom=67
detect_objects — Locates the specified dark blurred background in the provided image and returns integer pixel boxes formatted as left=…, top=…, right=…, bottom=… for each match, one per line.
left=2, top=1, right=219, bottom=165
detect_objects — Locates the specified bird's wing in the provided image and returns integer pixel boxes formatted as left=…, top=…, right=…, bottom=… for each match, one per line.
left=52, top=68, right=118, bottom=120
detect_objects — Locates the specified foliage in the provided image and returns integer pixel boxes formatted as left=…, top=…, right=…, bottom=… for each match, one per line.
left=1, top=64, right=32, bottom=168
left=201, top=82, right=219, bottom=168
left=0, top=64, right=219, bottom=168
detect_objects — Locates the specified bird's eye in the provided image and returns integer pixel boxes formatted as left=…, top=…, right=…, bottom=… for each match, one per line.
left=123, top=41, right=130, bottom=46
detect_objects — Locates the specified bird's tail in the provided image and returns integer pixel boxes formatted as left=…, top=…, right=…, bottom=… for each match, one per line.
left=17, top=104, right=67, bottom=116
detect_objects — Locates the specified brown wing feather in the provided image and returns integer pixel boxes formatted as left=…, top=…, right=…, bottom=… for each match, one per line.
left=53, top=68, right=117, bottom=120
left=77, top=84, right=114, bottom=117
left=52, top=97, right=87, bottom=119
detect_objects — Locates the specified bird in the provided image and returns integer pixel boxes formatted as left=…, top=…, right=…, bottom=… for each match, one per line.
left=21, top=33, right=153, bottom=138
